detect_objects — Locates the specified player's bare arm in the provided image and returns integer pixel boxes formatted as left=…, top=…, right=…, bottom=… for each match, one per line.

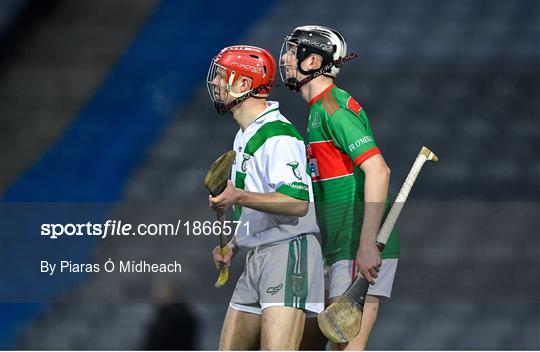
left=209, top=179, right=309, bottom=217
left=357, top=154, right=390, bottom=283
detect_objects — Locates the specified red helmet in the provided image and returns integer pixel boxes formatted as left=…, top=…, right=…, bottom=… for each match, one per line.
left=207, top=45, right=277, bottom=113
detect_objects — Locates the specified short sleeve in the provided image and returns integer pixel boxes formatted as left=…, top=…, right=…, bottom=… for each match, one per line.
left=325, top=108, right=380, bottom=166
left=260, top=136, right=310, bottom=201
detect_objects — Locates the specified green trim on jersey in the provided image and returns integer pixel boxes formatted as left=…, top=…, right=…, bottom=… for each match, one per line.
left=233, top=171, right=247, bottom=221
left=276, top=182, right=309, bottom=201
left=244, top=120, right=304, bottom=156
left=285, top=235, right=308, bottom=309
left=254, top=107, right=279, bottom=122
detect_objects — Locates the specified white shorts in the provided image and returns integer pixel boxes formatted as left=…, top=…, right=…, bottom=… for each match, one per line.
left=230, top=234, right=324, bottom=315
left=324, top=258, right=398, bottom=300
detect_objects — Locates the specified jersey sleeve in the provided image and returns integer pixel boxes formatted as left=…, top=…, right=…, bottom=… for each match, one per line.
left=325, top=107, right=380, bottom=166
left=259, top=136, right=310, bottom=201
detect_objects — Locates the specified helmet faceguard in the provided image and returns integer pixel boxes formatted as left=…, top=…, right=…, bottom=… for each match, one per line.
left=279, top=41, right=302, bottom=91
left=280, top=25, right=349, bottom=91
left=207, top=45, right=277, bottom=114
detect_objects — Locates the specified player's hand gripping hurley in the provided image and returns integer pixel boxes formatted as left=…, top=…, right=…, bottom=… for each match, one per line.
left=204, top=150, right=236, bottom=288
left=318, top=146, right=439, bottom=343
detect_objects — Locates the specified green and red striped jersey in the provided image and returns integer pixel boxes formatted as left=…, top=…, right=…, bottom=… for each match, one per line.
left=307, top=84, right=399, bottom=265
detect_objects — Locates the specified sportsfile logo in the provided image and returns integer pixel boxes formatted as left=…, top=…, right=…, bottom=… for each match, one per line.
left=230, top=62, right=262, bottom=73
left=40, top=219, right=250, bottom=239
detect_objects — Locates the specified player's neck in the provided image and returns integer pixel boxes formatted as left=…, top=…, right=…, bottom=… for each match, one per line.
left=232, top=99, right=268, bottom=131
left=301, top=76, right=335, bottom=104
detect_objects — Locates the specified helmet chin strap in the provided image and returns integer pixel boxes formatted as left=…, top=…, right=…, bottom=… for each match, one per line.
left=285, top=53, right=358, bottom=92
left=214, top=81, right=279, bottom=114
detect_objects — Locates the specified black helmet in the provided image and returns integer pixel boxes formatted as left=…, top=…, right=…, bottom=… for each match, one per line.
left=280, top=25, right=347, bottom=91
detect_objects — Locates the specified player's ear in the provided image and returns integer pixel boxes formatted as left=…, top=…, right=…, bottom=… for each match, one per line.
left=240, top=76, right=253, bottom=92
left=308, top=53, right=323, bottom=70
left=300, top=54, right=321, bottom=71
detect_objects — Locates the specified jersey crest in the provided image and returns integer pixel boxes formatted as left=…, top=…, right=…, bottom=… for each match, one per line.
left=287, top=161, right=302, bottom=180
left=311, top=112, right=321, bottom=128
left=291, top=274, right=305, bottom=296
left=241, top=153, right=250, bottom=172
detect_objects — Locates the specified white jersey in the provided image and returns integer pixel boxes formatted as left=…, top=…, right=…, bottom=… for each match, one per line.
left=231, top=101, right=319, bottom=249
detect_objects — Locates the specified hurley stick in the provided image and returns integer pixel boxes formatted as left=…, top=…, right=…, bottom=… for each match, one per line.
left=318, top=146, right=438, bottom=343
left=204, top=150, right=236, bottom=288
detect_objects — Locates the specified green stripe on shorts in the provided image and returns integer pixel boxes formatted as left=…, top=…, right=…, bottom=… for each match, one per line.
left=285, top=235, right=308, bottom=309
